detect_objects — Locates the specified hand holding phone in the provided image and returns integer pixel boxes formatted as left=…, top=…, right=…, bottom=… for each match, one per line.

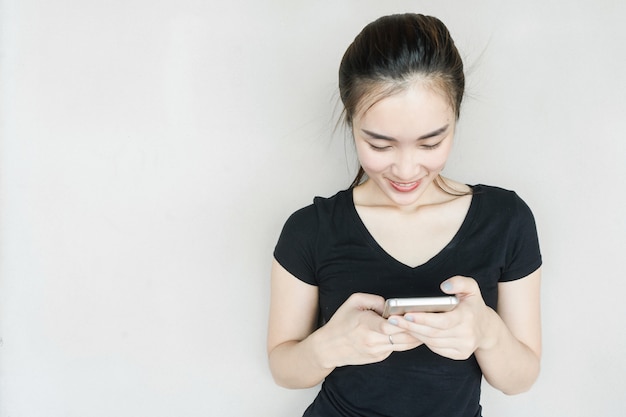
left=381, top=296, right=458, bottom=318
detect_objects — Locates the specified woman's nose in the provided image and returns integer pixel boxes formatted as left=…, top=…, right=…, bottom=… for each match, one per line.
left=394, top=151, right=418, bottom=179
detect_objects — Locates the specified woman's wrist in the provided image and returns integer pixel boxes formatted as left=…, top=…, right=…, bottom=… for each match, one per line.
left=476, top=306, right=503, bottom=353
left=308, top=326, right=338, bottom=372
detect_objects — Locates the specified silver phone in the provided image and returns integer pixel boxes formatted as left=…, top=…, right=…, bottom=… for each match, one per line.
left=382, top=296, right=459, bottom=318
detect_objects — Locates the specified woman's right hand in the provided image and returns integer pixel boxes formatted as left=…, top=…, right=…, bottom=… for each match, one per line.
left=315, top=293, right=423, bottom=368
left=268, top=261, right=421, bottom=388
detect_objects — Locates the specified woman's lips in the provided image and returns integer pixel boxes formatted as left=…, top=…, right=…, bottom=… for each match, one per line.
left=388, top=179, right=421, bottom=192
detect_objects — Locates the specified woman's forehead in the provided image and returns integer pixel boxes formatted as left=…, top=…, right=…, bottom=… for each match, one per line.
left=355, top=80, right=454, bottom=122
left=352, top=77, right=456, bottom=121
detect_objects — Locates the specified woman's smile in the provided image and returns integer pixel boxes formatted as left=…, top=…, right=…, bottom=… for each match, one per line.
left=388, top=178, right=422, bottom=193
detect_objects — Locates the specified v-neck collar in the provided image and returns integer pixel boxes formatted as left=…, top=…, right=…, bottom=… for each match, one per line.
left=346, top=185, right=480, bottom=270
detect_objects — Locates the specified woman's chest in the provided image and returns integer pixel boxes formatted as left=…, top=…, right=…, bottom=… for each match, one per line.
left=354, top=197, right=471, bottom=268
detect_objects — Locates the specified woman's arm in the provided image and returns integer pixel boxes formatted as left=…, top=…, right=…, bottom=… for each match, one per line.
left=267, top=259, right=331, bottom=388
left=475, top=268, right=542, bottom=394
left=388, top=269, right=542, bottom=395
left=267, top=259, right=422, bottom=389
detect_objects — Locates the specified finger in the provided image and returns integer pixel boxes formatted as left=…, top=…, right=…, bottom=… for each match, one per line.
left=426, top=345, right=471, bottom=361
left=346, top=293, right=386, bottom=315
left=440, top=276, right=480, bottom=297
left=393, top=313, right=454, bottom=333
left=391, top=340, right=423, bottom=352
left=383, top=331, right=423, bottom=351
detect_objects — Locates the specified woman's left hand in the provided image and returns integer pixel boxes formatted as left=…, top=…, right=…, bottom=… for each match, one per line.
left=389, top=276, right=493, bottom=360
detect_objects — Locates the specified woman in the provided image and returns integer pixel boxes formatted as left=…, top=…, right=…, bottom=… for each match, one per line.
left=267, top=13, right=542, bottom=417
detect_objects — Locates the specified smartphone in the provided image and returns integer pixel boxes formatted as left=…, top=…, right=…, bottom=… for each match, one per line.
left=382, top=296, right=459, bottom=318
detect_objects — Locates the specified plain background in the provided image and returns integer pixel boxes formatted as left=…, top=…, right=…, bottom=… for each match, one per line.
left=1, top=0, right=625, bottom=416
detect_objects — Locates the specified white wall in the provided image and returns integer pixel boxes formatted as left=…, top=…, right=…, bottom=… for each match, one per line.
left=1, top=0, right=624, bottom=416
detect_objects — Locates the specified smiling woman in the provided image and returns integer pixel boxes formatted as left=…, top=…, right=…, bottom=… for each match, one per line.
left=267, top=13, right=542, bottom=417
left=352, top=83, right=459, bottom=208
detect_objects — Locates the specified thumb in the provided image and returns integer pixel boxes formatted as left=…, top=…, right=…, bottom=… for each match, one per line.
left=345, top=293, right=386, bottom=316
left=440, top=276, right=480, bottom=297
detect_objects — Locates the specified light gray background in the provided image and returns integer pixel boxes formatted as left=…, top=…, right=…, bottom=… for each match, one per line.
left=1, top=1, right=625, bottom=416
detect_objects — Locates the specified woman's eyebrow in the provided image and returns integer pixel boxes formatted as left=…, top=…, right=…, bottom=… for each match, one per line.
left=361, top=129, right=397, bottom=141
left=362, top=124, right=449, bottom=141
left=418, top=124, right=449, bottom=139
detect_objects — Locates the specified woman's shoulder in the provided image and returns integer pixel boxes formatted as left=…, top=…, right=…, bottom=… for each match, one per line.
left=471, top=184, right=535, bottom=217
left=283, top=189, right=352, bottom=226
left=313, top=188, right=351, bottom=204
left=312, top=188, right=352, bottom=211
left=473, top=183, right=523, bottom=200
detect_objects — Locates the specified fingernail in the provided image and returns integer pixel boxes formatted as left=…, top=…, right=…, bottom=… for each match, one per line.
left=442, top=281, right=453, bottom=292
left=404, top=315, right=414, bottom=322
left=388, top=318, right=398, bottom=325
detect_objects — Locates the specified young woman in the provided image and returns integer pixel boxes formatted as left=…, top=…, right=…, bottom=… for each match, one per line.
left=267, top=13, right=542, bottom=417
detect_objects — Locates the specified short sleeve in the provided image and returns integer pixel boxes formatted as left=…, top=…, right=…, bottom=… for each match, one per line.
left=500, top=193, right=542, bottom=282
left=273, top=204, right=319, bottom=286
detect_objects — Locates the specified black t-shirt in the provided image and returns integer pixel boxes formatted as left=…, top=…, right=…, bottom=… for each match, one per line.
left=274, top=185, right=542, bottom=417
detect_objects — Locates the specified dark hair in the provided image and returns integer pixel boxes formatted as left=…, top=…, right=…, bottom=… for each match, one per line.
left=338, top=14, right=465, bottom=189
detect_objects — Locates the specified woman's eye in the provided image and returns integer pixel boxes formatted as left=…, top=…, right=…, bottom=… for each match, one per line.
left=421, top=141, right=442, bottom=150
left=369, top=144, right=391, bottom=151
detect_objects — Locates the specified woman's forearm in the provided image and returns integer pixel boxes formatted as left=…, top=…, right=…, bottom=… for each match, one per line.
left=268, top=330, right=335, bottom=389
left=475, top=308, right=541, bottom=395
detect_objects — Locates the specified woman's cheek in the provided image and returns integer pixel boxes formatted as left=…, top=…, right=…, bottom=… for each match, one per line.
left=359, top=151, right=391, bottom=174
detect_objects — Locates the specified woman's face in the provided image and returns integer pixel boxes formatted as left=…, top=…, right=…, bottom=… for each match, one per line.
left=352, top=82, right=456, bottom=208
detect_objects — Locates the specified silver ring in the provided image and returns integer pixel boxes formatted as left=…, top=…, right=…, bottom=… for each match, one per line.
left=388, top=334, right=394, bottom=345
